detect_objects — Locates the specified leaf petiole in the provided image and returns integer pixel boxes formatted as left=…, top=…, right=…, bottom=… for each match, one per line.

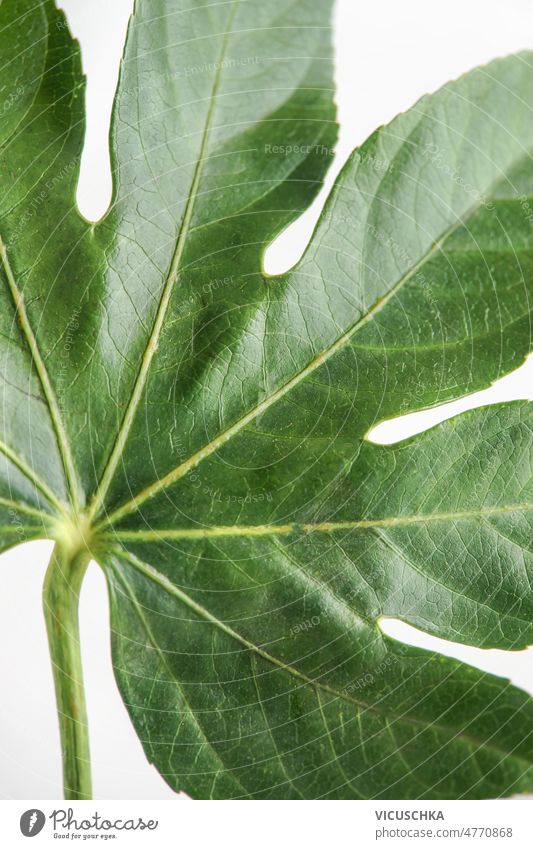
left=43, top=542, right=92, bottom=800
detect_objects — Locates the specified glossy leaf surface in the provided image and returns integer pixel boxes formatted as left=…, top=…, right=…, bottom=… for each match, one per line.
left=1, top=0, right=533, bottom=799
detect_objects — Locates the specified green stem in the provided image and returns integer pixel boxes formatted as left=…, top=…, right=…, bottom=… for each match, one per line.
left=43, top=542, right=92, bottom=800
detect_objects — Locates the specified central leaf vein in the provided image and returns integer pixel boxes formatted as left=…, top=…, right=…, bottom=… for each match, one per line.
left=88, top=0, right=241, bottom=521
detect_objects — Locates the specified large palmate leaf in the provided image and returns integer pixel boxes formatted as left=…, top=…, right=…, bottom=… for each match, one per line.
left=1, top=0, right=533, bottom=800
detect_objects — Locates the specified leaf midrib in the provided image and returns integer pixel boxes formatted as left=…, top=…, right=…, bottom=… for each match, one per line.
left=88, top=0, right=241, bottom=521
left=0, top=238, right=76, bottom=513
left=113, top=549, right=533, bottom=775
left=0, top=436, right=65, bottom=514
left=102, top=500, right=533, bottom=539
left=99, top=221, right=464, bottom=527
left=101, top=151, right=533, bottom=528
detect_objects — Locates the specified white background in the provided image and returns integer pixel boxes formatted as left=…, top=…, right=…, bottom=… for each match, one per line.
left=1, top=0, right=533, bottom=800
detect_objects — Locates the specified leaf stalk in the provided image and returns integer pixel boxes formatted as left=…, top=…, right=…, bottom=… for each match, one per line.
left=43, top=542, right=92, bottom=800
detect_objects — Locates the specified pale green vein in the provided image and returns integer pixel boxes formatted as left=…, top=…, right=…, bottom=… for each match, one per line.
left=112, top=547, right=386, bottom=719
left=0, top=437, right=67, bottom=515
left=88, top=0, right=241, bottom=522
left=0, top=236, right=80, bottom=510
left=0, top=525, right=44, bottom=536
left=111, top=547, right=533, bottom=769
left=98, top=213, right=485, bottom=529
left=0, top=493, right=52, bottom=522
left=101, top=500, right=533, bottom=540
